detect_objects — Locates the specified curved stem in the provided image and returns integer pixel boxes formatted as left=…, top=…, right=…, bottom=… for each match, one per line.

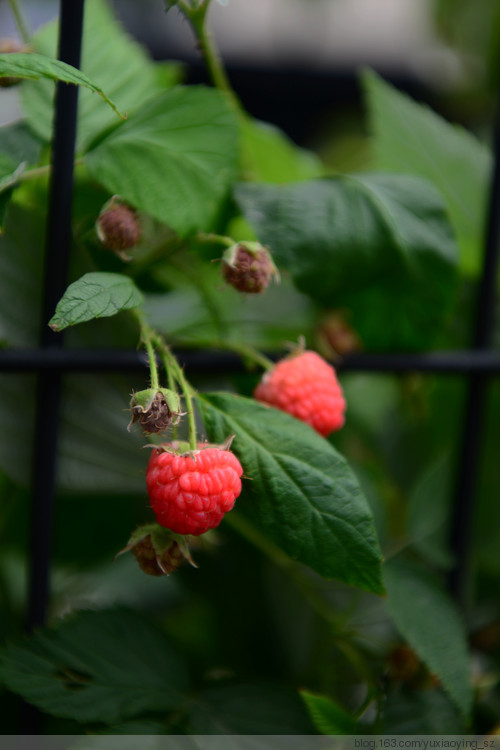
left=19, top=164, right=51, bottom=183
left=8, top=0, right=31, bottom=43
left=217, top=339, right=274, bottom=371
left=157, top=342, right=198, bottom=451
left=178, top=1, right=241, bottom=115
left=197, top=232, right=234, bottom=249
left=132, top=308, right=198, bottom=450
left=132, top=309, right=160, bottom=392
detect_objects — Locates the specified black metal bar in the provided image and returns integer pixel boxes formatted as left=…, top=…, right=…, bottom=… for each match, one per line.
left=26, top=0, right=85, bottom=634
left=4, top=348, right=500, bottom=374
left=448, top=102, right=500, bottom=605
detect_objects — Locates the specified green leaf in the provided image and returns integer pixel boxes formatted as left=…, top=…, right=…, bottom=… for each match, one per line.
left=361, top=68, right=491, bottom=276
left=0, top=122, right=44, bottom=228
left=300, top=690, right=357, bottom=734
left=0, top=197, right=45, bottom=345
left=241, top=117, right=323, bottom=182
left=198, top=392, right=384, bottom=594
left=21, top=0, right=166, bottom=152
left=0, top=120, right=42, bottom=166
left=189, top=683, right=316, bottom=734
left=407, top=456, right=454, bottom=569
left=85, top=86, right=239, bottom=237
left=236, top=174, right=458, bottom=350
left=381, top=688, right=464, bottom=734
left=383, top=555, right=472, bottom=716
left=49, top=272, right=143, bottom=331
left=0, top=608, right=189, bottom=723
left=0, top=155, right=26, bottom=192
left=0, top=52, right=123, bottom=119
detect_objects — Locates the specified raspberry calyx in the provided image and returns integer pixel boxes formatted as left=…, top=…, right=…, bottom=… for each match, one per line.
left=146, top=440, right=243, bottom=536
left=119, top=523, right=196, bottom=576
left=222, top=241, right=279, bottom=294
left=254, top=349, right=346, bottom=437
left=128, top=388, right=182, bottom=434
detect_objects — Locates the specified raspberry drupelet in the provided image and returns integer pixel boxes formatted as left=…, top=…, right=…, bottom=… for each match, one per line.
left=254, top=350, right=346, bottom=437
left=146, top=446, right=243, bottom=536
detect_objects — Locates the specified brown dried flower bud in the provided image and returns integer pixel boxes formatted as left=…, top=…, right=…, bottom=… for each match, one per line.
left=128, top=388, right=182, bottom=435
left=96, top=196, right=140, bottom=258
left=118, top=524, right=197, bottom=577
left=222, top=242, right=279, bottom=294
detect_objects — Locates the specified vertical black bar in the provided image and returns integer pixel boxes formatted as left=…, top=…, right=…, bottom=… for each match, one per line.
left=26, top=0, right=85, bottom=631
left=448, top=103, right=500, bottom=605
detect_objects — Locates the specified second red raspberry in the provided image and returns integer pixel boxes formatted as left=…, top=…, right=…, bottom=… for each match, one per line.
left=254, top=350, right=346, bottom=437
left=146, top=446, right=243, bottom=536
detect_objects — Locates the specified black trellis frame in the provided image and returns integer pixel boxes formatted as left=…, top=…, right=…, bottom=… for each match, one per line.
left=2, top=0, right=500, bottom=639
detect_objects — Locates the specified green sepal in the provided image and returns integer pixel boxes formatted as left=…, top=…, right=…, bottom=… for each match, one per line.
left=129, top=387, right=181, bottom=415
left=119, top=523, right=197, bottom=571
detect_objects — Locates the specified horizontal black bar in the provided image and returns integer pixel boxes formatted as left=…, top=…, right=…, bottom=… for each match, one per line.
left=2, top=348, right=500, bottom=374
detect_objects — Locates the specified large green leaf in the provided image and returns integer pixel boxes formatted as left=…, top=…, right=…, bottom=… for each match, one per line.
left=362, top=69, right=491, bottom=276
left=85, top=85, right=238, bottom=237
left=381, top=688, right=463, bottom=734
left=21, top=0, right=168, bottom=152
left=188, top=683, right=315, bottom=734
left=407, top=456, right=454, bottom=569
left=0, top=52, right=123, bottom=118
left=383, top=556, right=472, bottom=716
left=0, top=120, right=42, bottom=166
left=0, top=609, right=189, bottom=723
left=49, top=272, right=143, bottom=331
left=236, top=174, right=458, bottom=350
left=241, top=117, right=323, bottom=182
left=198, top=392, right=384, bottom=594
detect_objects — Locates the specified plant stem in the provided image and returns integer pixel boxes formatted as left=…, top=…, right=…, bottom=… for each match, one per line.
left=19, top=158, right=84, bottom=185
left=216, top=339, right=275, bottom=371
left=132, top=308, right=160, bottom=392
left=197, top=232, right=234, bottom=248
left=19, top=164, right=51, bottom=183
left=132, top=308, right=198, bottom=450
left=179, top=1, right=241, bottom=115
left=157, top=341, right=198, bottom=451
left=8, top=0, right=30, bottom=43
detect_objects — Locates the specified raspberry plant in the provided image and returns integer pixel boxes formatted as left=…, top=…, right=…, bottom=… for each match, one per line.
left=0, top=0, right=499, bottom=738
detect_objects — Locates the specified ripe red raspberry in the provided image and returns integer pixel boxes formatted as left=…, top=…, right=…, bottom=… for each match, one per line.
left=146, top=446, right=243, bottom=536
left=254, top=350, right=345, bottom=437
